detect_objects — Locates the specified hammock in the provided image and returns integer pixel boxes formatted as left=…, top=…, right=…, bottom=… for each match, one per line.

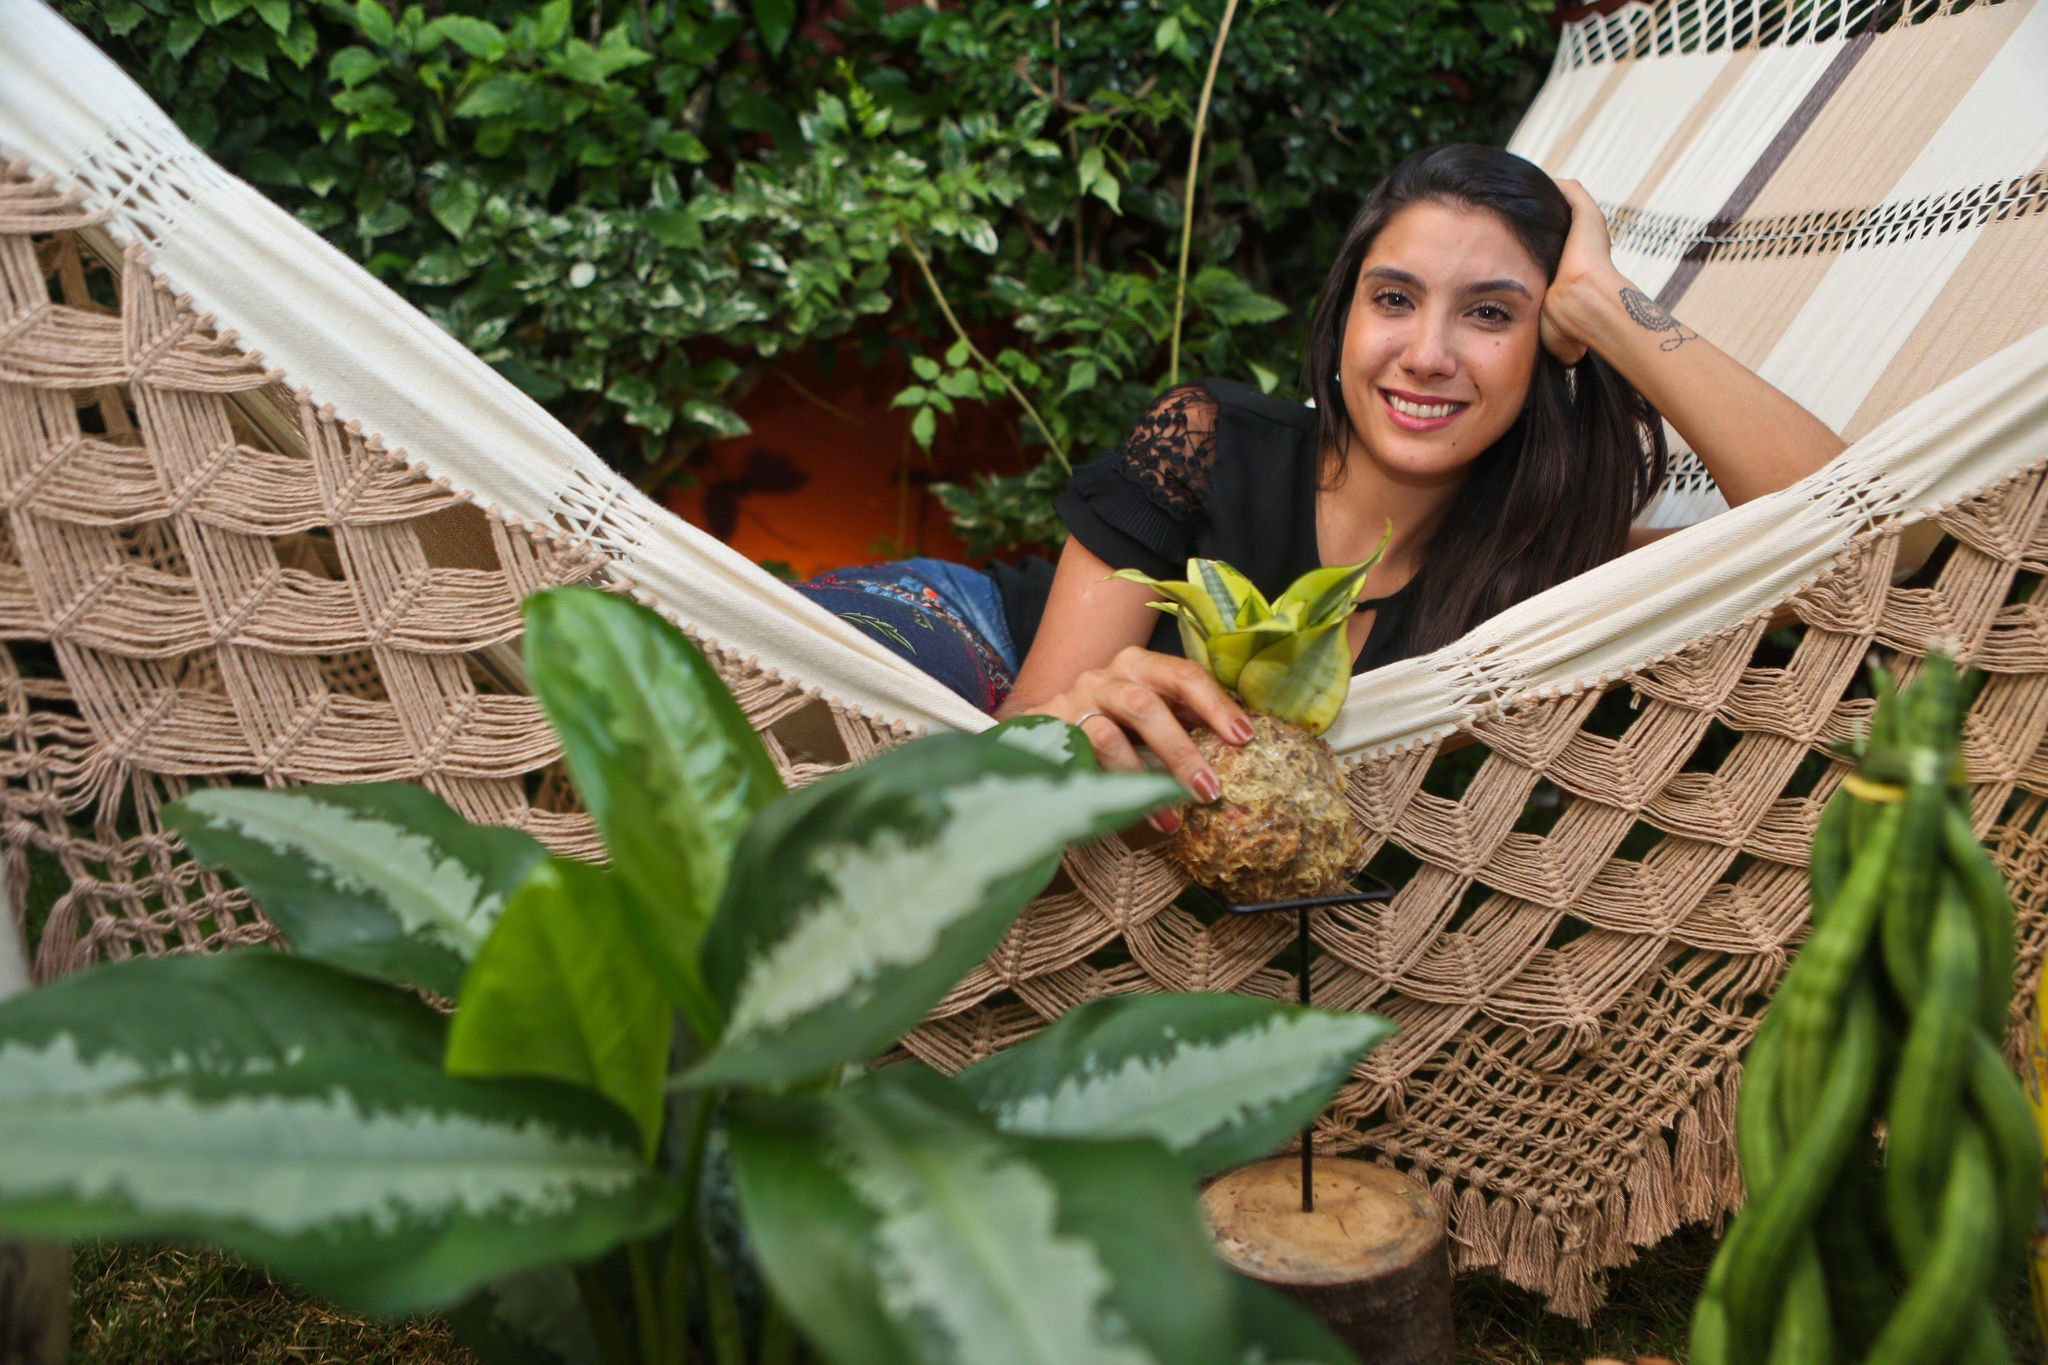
left=4, top=0, right=2047, bottom=1316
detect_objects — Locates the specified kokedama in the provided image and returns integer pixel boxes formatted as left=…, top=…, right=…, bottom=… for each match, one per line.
left=1113, top=544, right=1386, bottom=903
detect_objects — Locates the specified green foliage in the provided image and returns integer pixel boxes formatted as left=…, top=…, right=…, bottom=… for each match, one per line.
left=66, top=0, right=1553, bottom=548
left=0, top=584, right=1391, bottom=1363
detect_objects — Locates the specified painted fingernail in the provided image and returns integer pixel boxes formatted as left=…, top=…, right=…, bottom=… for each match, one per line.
left=1150, top=809, right=1182, bottom=835
left=1231, top=718, right=1256, bottom=744
left=1192, top=770, right=1222, bottom=803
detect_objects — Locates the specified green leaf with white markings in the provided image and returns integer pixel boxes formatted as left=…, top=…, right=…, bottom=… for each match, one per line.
left=523, top=586, right=783, bottom=1041
left=0, top=950, right=681, bottom=1315
left=167, top=784, right=546, bottom=999
left=690, top=734, right=1180, bottom=1086
left=447, top=859, right=673, bottom=1159
left=955, top=994, right=1391, bottom=1177
left=729, top=1066, right=1236, bottom=1365
left=986, top=713, right=1098, bottom=770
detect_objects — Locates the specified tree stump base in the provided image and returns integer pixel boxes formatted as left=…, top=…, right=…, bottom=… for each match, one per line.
left=1202, top=1156, right=1452, bottom=1365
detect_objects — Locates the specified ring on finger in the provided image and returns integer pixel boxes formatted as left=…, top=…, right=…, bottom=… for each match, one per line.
left=1072, top=710, right=1108, bottom=730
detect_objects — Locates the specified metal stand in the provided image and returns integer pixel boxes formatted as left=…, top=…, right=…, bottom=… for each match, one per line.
left=1186, top=875, right=1394, bottom=1213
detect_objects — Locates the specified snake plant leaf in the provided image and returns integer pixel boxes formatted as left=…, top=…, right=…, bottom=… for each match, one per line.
left=1202, top=620, right=1296, bottom=692
left=1270, top=548, right=1386, bottom=633
left=0, top=950, right=680, bottom=1316
left=1236, top=621, right=1349, bottom=734
left=1232, top=1278, right=1355, bottom=1364
left=986, top=714, right=1098, bottom=771
left=167, top=783, right=547, bottom=999
left=443, top=1266, right=601, bottom=1365
left=954, top=993, right=1392, bottom=1178
left=446, top=859, right=673, bottom=1159
left=728, top=1066, right=1237, bottom=1365
left=1108, top=569, right=1227, bottom=636
left=1175, top=612, right=1213, bottom=676
left=689, top=734, right=1181, bottom=1087
left=1193, top=558, right=1272, bottom=628
left=523, top=586, right=783, bottom=1042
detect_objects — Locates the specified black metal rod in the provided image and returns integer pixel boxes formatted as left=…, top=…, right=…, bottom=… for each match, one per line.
left=1299, top=903, right=1313, bottom=1214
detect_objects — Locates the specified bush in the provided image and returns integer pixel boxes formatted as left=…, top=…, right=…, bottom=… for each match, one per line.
left=67, top=0, right=1556, bottom=551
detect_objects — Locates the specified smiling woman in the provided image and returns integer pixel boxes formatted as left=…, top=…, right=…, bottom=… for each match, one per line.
left=990, top=143, right=1845, bottom=812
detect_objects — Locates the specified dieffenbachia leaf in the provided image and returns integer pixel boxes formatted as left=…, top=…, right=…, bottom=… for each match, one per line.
left=1107, top=569, right=1228, bottom=636
left=1232, top=1278, right=1355, bottom=1365
left=446, top=859, right=673, bottom=1159
left=955, top=993, right=1392, bottom=1177
left=1193, top=558, right=1271, bottom=629
left=728, top=1067, right=1237, bottom=1365
left=1236, top=621, right=1350, bottom=735
left=444, top=1265, right=601, bottom=1365
left=690, top=734, right=1181, bottom=1087
left=167, top=784, right=547, bottom=998
left=0, top=950, right=680, bottom=1315
left=987, top=714, right=1098, bottom=770
left=522, top=586, right=783, bottom=1042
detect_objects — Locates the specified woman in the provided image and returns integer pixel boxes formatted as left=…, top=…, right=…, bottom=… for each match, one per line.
left=795, top=145, right=1844, bottom=823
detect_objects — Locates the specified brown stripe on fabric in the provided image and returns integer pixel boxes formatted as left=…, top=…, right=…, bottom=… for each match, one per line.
left=1743, top=0, right=2035, bottom=219
left=1660, top=251, right=1844, bottom=373
left=1533, top=58, right=1637, bottom=172
left=1621, top=47, right=1759, bottom=207
left=1653, top=29, right=1876, bottom=311
left=1841, top=159, right=2048, bottom=442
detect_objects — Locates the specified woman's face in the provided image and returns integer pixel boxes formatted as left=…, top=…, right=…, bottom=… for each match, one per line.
left=1336, top=199, right=1547, bottom=487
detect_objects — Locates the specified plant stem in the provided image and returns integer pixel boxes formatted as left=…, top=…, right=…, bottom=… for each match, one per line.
left=630, top=1241, right=667, bottom=1364
left=576, top=1262, right=639, bottom=1365
left=663, top=1094, right=722, bottom=1363
left=1167, top=0, right=1243, bottom=387
left=759, top=1295, right=801, bottom=1365
left=898, top=229, right=1071, bottom=472
left=705, top=1262, right=747, bottom=1365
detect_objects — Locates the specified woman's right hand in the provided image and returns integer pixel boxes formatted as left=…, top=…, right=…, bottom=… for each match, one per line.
left=1028, top=646, right=1256, bottom=832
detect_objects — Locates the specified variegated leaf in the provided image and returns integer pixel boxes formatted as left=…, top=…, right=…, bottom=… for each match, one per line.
left=446, top=859, right=673, bottom=1159
left=168, top=784, right=547, bottom=998
left=987, top=714, right=1098, bottom=770
left=729, top=1067, right=1236, bottom=1365
left=1107, top=569, right=1227, bottom=636
left=1192, top=558, right=1271, bottom=629
left=691, top=734, right=1181, bottom=1086
left=1237, top=621, right=1349, bottom=734
left=0, top=951, right=679, bottom=1315
left=1202, top=621, right=1295, bottom=692
left=1269, top=539, right=1387, bottom=632
left=523, top=586, right=783, bottom=1041
left=956, top=994, right=1392, bottom=1177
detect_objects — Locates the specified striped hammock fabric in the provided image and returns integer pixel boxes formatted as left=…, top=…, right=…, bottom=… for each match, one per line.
left=2, top=0, right=2046, bottom=1314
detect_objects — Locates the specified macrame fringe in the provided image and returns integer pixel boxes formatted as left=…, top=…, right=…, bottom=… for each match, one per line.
left=1420, top=1072, right=1743, bottom=1322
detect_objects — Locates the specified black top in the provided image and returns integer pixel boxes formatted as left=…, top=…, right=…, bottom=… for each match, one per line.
left=992, top=378, right=1419, bottom=672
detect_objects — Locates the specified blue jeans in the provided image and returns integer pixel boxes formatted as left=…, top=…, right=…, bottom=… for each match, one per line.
left=787, top=558, right=1018, bottom=713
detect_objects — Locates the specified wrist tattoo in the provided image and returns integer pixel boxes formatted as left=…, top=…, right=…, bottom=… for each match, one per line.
left=1620, top=286, right=1698, bottom=351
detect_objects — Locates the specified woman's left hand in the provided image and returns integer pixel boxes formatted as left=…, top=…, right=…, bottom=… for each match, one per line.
left=1540, top=179, right=1619, bottom=366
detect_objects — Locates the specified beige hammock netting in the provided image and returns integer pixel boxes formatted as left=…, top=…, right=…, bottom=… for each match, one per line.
left=4, top=0, right=2048, bottom=1318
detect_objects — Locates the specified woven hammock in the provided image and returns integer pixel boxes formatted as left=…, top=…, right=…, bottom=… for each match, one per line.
left=4, top=0, right=2048, bottom=1318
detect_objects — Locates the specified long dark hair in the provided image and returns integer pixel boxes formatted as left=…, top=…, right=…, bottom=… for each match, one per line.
left=1304, top=144, right=1666, bottom=656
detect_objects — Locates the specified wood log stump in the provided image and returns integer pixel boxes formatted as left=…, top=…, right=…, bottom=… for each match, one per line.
left=1202, top=1156, right=1452, bottom=1365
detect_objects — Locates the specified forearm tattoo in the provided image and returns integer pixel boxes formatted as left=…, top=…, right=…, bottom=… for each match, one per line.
left=1620, top=286, right=1699, bottom=351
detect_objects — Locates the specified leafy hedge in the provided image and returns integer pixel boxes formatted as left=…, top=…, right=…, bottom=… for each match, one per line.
left=68, top=0, right=1556, bottom=552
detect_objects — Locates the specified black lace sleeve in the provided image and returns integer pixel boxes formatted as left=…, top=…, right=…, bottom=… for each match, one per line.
left=1054, top=384, right=1220, bottom=577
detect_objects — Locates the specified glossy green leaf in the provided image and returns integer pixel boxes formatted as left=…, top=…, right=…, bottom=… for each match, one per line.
left=729, top=1067, right=1236, bottom=1365
left=751, top=0, right=795, bottom=53
left=430, top=177, right=482, bottom=239
left=168, top=784, right=547, bottom=998
left=1202, top=621, right=1296, bottom=692
left=1237, top=622, right=1350, bottom=734
left=986, top=714, right=1098, bottom=771
left=355, top=0, right=394, bottom=45
left=691, top=734, right=1180, bottom=1086
left=0, top=951, right=679, bottom=1316
left=446, top=860, right=672, bottom=1159
left=522, top=586, right=783, bottom=1041
left=956, top=993, right=1392, bottom=1177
